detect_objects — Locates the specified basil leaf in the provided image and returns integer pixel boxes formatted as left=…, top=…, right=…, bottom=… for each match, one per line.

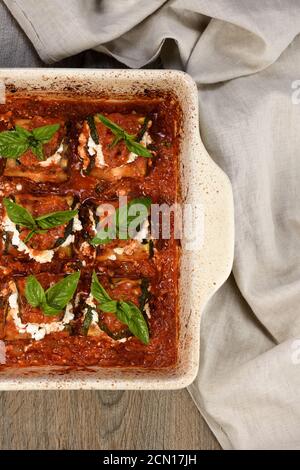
left=41, top=303, right=62, bottom=316
left=15, top=125, right=32, bottom=138
left=25, top=275, right=46, bottom=308
left=82, top=306, right=94, bottom=335
left=0, top=131, right=29, bottom=158
left=97, top=114, right=152, bottom=158
left=32, top=124, right=60, bottom=142
left=99, top=300, right=118, bottom=313
left=0, top=123, right=60, bottom=160
left=45, top=272, right=80, bottom=311
left=36, top=210, right=78, bottom=230
left=97, top=114, right=126, bottom=136
left=109, top=135, right=122, bottom=148
left=3, top=198, right=36, bottom=229
left=139, top=279, right=150, bottom=312
left=117, top=301, right=149, bottom=345
left=24, top=273, right=80, bottom=317
left=90, top=235, right=113, bottom=246
left=87, top=116, right=99, bottom=144
left=30, top=142, right=45, bottom=161
left=136, top=116, right=150, bottom=141
left=122, top=197, right=151, bottom=224
left=24, top=229, right=38, bottom=244
left=91, top=271, right=112, bottom=303
left=125, top=138, right=152, bottom=158
left=117, top=197, right=151, bottom=238
left=91, top=273, right=150, bottom=344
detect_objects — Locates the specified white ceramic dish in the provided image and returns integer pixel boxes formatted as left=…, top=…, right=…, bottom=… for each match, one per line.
left=0, top=69, right=234, bottom=390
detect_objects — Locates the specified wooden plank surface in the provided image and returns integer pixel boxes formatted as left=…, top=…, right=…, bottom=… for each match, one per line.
left=0, top=389, right=220, bottom=450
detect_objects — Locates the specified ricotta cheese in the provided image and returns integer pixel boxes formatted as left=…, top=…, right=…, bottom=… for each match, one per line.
left=3, top=216, right=54, bottom=263
left=113, top=247, right=125, bottom=255
left=8, top=284, right=74, bottom=341
left=88, top=209, right=97, bottom=235
left=87, top=134, right=108, bottom=167
left=72, top=214, right=83, bottom=232
left=39, top=142, right=64, bottom=167
left=84, top=294, right=99, bottom=324
left=144, top=302, right=151, bottom=319
left=127, top=131, right=152, bottom=163
left=134, top=218, right=150, bottom=242
left=60, top=234, right=75, bottom=247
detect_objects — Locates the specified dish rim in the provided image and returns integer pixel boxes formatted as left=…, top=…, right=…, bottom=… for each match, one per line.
left=0, top=68, right=234, bottom=390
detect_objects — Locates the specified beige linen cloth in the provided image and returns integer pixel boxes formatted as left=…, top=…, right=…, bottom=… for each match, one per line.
left=4, top=0, right=300, bottom=450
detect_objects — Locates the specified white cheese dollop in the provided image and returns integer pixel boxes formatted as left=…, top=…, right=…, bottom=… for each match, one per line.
left=144, top=302, right=151, bottom=319
left=72, top=214, right=83, bottom=232
left=87, top=135, right=108, bottom=167
left=8, top=285, right=74, bottom=341
left=60, top=234, right=75, bottom=247
left=113, top=247, right=125, bottom=256
left=39, top=142, right=64, bottom=167
left=3, top=216, right=54, bottom=263
left=84, top=294, right=99, bottom=324
left=127, top=131, right=152, bottom=163
left=88, top=209, right=97, bottom=235
left=134, top=218, right=150, bottom=242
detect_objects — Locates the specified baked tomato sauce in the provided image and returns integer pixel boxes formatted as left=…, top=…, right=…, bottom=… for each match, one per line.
left=0, top=93, right=180, bottom=369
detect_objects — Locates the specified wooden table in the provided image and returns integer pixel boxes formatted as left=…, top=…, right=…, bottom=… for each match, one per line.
left=0, top=389, right=220, bottom=449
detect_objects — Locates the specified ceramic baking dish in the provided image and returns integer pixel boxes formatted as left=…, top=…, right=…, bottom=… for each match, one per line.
left=0, top=68, right=234, bottom=390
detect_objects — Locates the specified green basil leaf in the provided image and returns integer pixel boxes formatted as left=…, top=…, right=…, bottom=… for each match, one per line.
left=87, top=116, right=99, bottom=144
left=108, top=135, right=123, bottom=149
left=91, top=271, right=112, bottom=304
left=15, top=125, right=32, bottom=138
left=81, top=306, right=94, bottom=334
left=32, top=124, right=60, bottom=142
left=0, top=130, right=29, bottom=158
left=90, top=225, right=116, bottom=246
left=125, top=138, right=152, bottom=158
left=90, top=273, right=150, bottom=344
left=97, top=114, right=152, bottom=158
left=97, top=114, right=126, bottom=136
left=30, top=141, right=45, bottom=161
left=117, top=197, right=151, bottom=238
left=139, top=278, right=150, bottom=312
left=117, top=300, right=149, bottom=345
left=99, top=300, right=118, bottom=313
left=25, top=275, right=46, bottom=308
left=35, top=210, right=78, bottom=230
left=23, top=229, right=38, bottom=244
left=45, top=272, right=80, bottom=311
left=90, top=235, right=113, bottom=246
left=3, top=198, right=36, bottom=229
left=41, top=303, right=62, bottom=316
left=136, top=116, right=150, bottom=141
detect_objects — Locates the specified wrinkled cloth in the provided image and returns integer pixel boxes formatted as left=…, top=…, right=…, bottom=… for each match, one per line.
left=3, top=0, right=300, bottom=450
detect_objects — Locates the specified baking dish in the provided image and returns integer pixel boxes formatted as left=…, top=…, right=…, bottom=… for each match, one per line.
left=0, top=68, right=234, bottom=390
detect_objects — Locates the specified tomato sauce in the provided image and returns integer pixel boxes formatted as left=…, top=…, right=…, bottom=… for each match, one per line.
left=0, top=92, right=180, bottom=369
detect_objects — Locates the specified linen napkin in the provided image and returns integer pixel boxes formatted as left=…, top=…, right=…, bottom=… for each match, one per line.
left=3, top=0, right=300, bottom=450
